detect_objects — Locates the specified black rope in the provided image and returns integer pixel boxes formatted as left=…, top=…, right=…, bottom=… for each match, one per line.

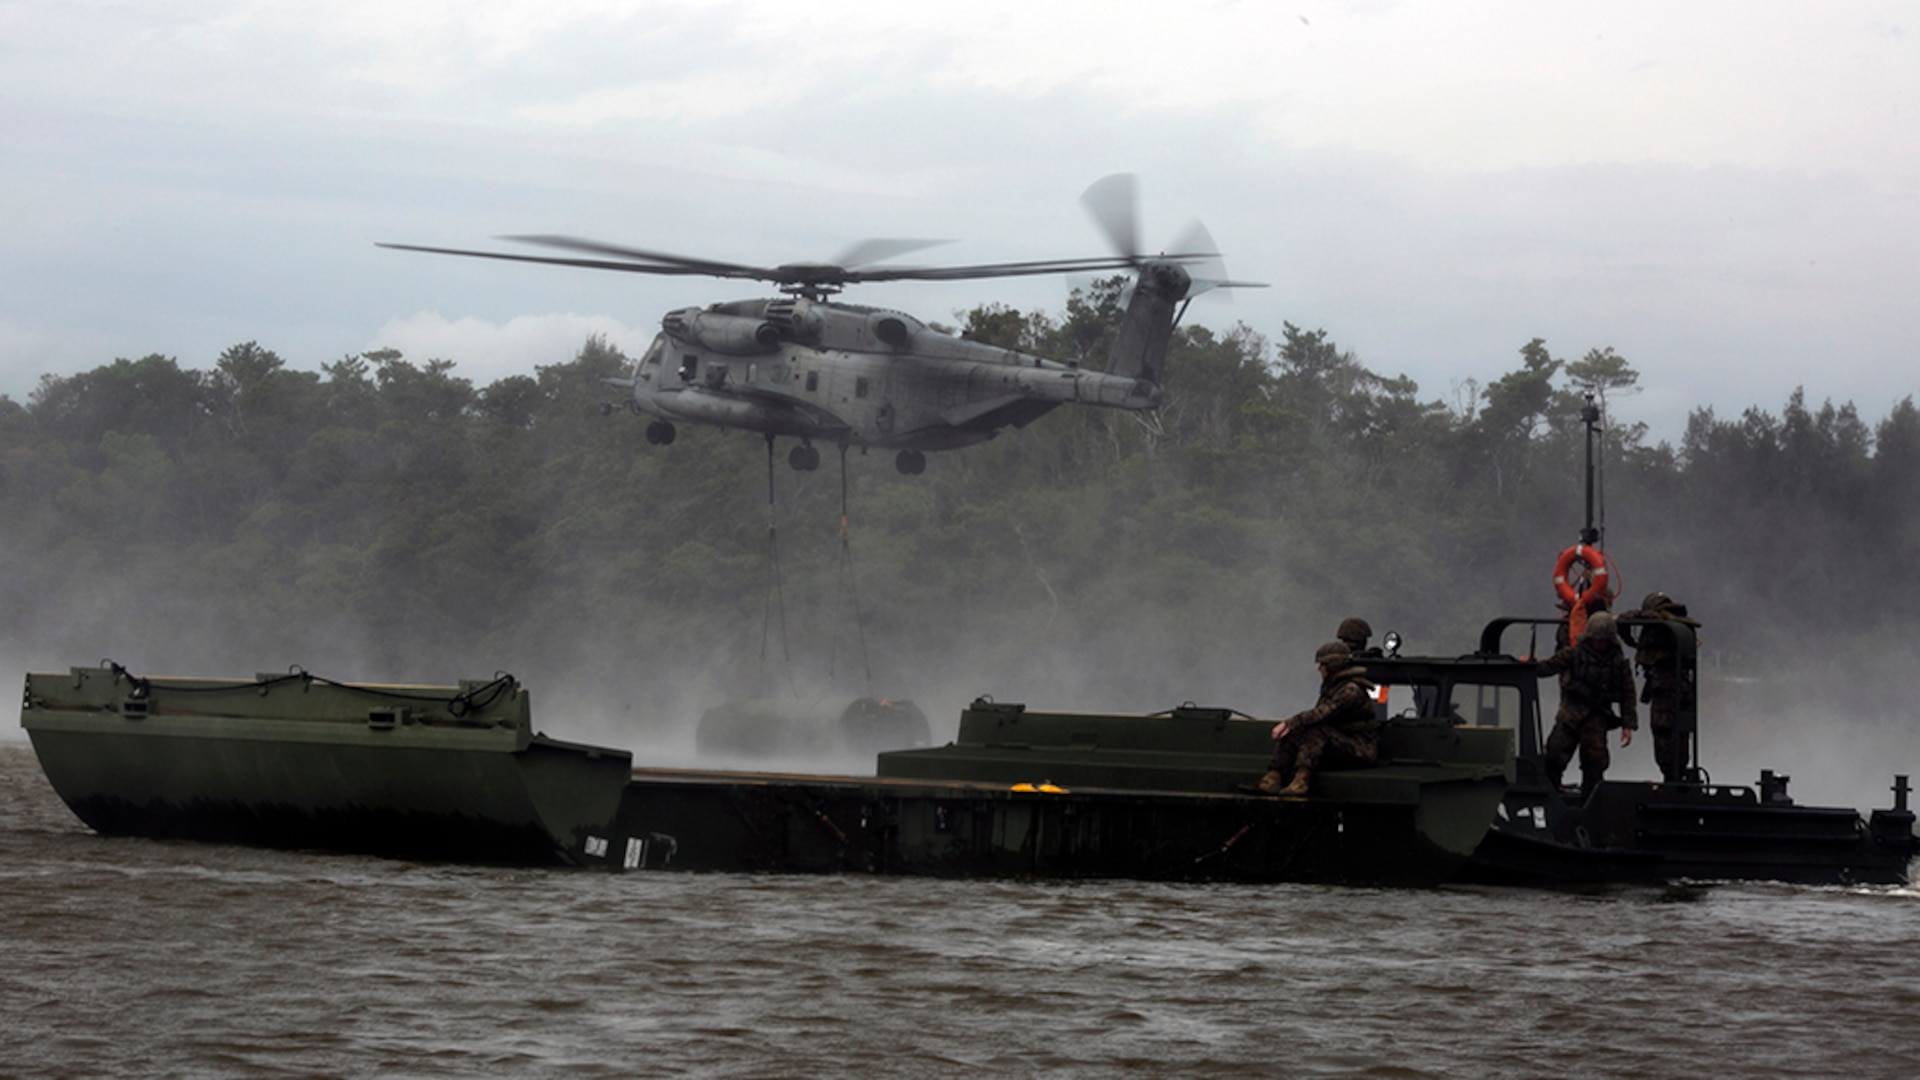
left=95, top=658, right=517, bottom=716
left=759, top=434, right=796, bottom=697
left=101, top=659, right=152, bottom=699
left=445, top=673, right=519, bottom=717
left=1147, top=704, right=1258, bottom=720
left=828, top=442, right=874, bottom=695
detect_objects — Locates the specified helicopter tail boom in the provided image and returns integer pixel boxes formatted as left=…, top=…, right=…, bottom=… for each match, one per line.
left=1105, top=259, right=1191, bottom=387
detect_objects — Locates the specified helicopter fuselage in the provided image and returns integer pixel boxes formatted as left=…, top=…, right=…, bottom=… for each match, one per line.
left=381, top=178, right=1225, bottom=473
left=622, top=296, right=1160, bottom=455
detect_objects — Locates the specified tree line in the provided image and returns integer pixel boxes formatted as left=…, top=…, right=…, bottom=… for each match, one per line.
left=2, top=286, right=1912, bottom=726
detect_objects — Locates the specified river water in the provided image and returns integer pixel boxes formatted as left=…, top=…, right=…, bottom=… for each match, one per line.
left=2, top=743, right=1915, bottom=1079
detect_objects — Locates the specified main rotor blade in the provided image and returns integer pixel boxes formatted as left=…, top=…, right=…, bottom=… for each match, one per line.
left=383, top=226, right=1234, bottom=290
left=376, top=242, right=763, bottom=279
left=830, top=238, right=952, bottom=270
left=843, top=252, right=1211, bottom=284
left=1079, top=173, right=1141, bottom=260
left=500, top=234, right=776, bottom=278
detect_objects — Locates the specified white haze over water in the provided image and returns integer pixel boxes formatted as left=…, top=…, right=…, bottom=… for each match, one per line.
left=8, top=594, right=1915, bottom=816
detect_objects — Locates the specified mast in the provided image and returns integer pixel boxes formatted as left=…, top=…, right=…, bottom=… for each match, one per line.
left=1580, top=391, right=1601, bottom=546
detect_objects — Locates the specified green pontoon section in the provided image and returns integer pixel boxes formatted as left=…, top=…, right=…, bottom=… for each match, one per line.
left=879, top=701, right=1511, bottom=793
left=603, top=701, right=1512, bottom=886
left=24, top=671, right=1514, bottom=884
left=22, top=666, right=632, bottom=866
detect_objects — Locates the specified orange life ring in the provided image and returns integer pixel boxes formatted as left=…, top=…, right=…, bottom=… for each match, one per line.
left=1552, top=544, right=1609, bottom=607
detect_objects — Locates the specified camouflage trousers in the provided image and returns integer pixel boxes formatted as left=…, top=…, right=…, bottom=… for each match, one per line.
left=1270, top=725, right=1378, bottom=777
left=1649, top=701, right=1684, bottom=782
left=1543, top=711, right=1611, bottom=796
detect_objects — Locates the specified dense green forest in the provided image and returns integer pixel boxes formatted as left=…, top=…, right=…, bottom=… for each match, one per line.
left=3, top=284, right=1915, bottom=745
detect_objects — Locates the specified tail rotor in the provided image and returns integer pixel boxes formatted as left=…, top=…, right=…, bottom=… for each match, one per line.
left=1078, top=174, right=1264, bottom=383
left=1079, top=173, right=1143, bottom=264
left=1077, top=174, right=1263, bottom=305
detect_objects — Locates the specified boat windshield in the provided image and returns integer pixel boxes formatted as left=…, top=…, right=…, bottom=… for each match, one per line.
left=1450, top=681, right=1523, bottom=730
left=1374, top=675, right=1524, bottom=731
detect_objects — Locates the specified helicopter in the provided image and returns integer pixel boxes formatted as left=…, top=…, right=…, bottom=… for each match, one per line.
left=379, top=176, right=1258, bottom=475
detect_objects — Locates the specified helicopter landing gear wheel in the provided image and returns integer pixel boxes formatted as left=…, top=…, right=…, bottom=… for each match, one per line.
left=788, top=444, right=821, bottom=471
left=894, top=449, right=926, bottom=475
left=646, top=420, right=677, bottom=445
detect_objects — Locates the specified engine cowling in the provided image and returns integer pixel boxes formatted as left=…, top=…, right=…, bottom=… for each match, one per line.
left=662, top=309, right=783, bottom=355
left=764, top=298, right=824, bottom=343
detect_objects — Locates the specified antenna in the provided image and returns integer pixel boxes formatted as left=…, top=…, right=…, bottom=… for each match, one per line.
left=1580, top=390, right=1603, bottom=547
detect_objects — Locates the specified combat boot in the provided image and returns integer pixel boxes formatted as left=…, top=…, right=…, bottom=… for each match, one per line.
left=1579, top=772, right=1602, bottom=805
left=1247, top=770, right=1288, bottom=795
left=1278, top=769, right=1312, bottom=798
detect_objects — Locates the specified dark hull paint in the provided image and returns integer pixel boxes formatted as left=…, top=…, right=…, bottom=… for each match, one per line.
left=23, top=668, right=633, bottom=867
left=31, top=730, right=633, bottom=866
left=604, top=767, right=1510, bottom=887
left=1462, top=779, right=1918, bottom=886
left=593, top=707, right=1515, bottom=886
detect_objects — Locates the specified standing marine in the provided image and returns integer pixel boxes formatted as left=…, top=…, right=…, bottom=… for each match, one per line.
left=1249, top=641, right=1381, bottom=798
left=1554, top=590, right=1612, bottom=652
left=1621, top=592, right=1701, bottom=782
left=1533, top=611, right=1638, bottom=803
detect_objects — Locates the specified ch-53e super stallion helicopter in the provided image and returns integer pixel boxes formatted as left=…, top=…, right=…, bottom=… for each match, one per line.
left=380, top=175, right=1258, bottom=475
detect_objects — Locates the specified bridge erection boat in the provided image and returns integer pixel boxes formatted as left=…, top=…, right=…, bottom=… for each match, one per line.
left=1358, top=617, right=1918, bottom=886
left=24, top=635, right=1910, bottom=887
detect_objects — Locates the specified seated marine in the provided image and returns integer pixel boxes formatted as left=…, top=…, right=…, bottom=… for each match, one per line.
left=1249, top=640, right=1381, bottom=798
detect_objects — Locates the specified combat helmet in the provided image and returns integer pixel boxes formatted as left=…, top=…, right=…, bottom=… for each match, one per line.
left=1638, top=591, right=1699, bottom=625
left=1583, top=612, right=1618, bottom=640
left=1314, top=641, right=1354, bottom=668
left=1336, top=617, right=1373, bottom=649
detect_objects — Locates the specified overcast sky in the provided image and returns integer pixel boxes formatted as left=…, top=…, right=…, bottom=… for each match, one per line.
left=3, top=1, right=1914, bottom=440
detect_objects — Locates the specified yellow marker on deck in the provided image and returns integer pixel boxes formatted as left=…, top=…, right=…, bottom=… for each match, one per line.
left=1011, top=782, right=1070, bottom=794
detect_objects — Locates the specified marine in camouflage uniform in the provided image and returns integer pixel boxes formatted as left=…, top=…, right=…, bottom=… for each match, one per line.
left=1336, top=617, right=1379, bottom=657
left=1533, top=611, right=1638, bottom=803
left=1553, top=591, right=1611, bottom=652
left=1620, top=591, right=1701, bottom=782
left=1251, top=641, right=1381, bottom=798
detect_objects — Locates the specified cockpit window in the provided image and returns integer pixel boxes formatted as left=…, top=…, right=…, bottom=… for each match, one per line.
left=638, top=337, right=666, bottom=380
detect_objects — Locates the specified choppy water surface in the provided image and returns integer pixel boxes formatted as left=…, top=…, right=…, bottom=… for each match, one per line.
left=2, top=744, right=1915, bottom=1079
